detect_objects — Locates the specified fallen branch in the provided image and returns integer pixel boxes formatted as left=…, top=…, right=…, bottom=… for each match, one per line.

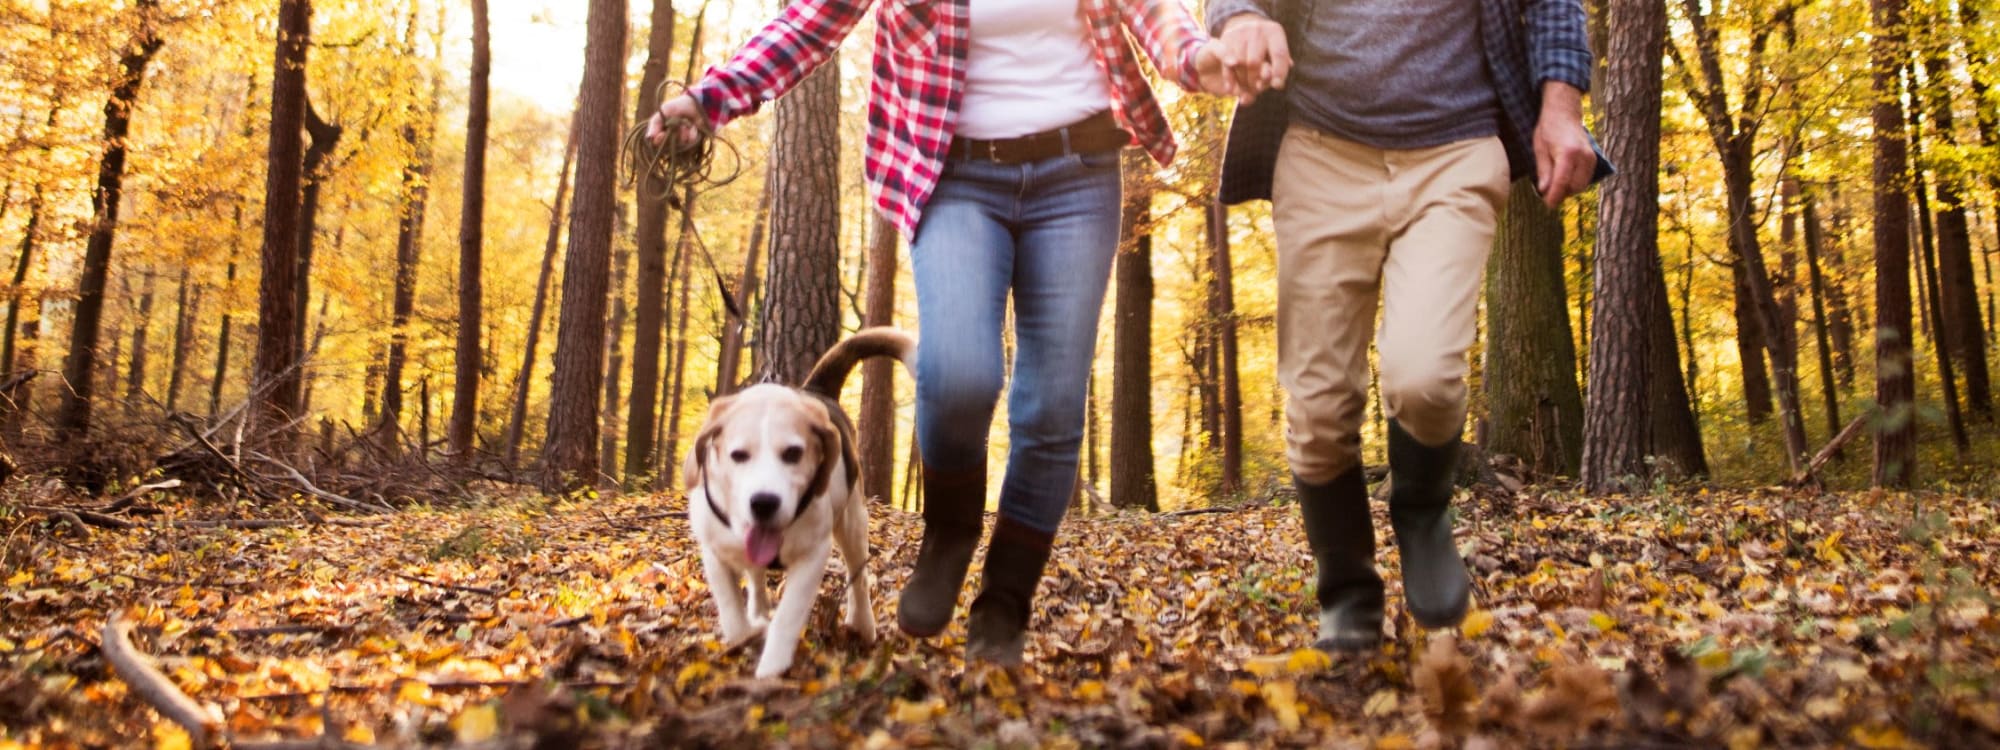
left=239, top=678, right=629, bottom=702
left=394, top=571, right=502, bottom=597
left=23, top=505, right=135, bottom=530
left=1790, top=414, right=1869, bottom=488
left=246, top=451, right=395, bottom=514
left=102, top=616, right=217, bottom=746
left=174, top=517, right=386, bottom=530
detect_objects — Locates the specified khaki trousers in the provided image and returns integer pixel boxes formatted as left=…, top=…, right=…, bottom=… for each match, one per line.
left=1272, top=126, right=1511, bottom=484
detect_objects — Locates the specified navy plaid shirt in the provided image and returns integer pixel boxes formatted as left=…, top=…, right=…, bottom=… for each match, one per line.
left=1206, top=0, right=1612, bottom=182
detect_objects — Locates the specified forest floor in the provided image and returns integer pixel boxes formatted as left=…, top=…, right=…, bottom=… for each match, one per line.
left=3, top=478, right=1998, bottom=749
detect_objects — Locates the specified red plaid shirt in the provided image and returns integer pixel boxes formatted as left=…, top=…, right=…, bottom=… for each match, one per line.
left=688, top=0, right=1208, bottom=239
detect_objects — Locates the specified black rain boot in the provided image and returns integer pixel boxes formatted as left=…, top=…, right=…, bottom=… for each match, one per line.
left=1386, top=419, right=1472, bottom=629
left=1296, top=467, right=1385, bottom=651
left=897, top=461, right=986, bottom=637
left=964, top=516, right=1055, bottom=667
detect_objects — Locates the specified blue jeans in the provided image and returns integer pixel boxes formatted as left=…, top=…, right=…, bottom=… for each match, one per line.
left=910, top=148, right=1123, bottom=535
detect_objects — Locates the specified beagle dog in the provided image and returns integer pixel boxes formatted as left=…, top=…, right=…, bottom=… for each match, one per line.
left=684, top=327, right=915, bottom=678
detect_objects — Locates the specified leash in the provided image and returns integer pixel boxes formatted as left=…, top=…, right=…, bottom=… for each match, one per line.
left=620, top=80, right=749, bottom=336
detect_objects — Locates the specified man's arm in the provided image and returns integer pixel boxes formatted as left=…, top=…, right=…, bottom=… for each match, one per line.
left=1523, top=0, right=1597, bottom=206
left=1522, top=0, right=1593, bottom=96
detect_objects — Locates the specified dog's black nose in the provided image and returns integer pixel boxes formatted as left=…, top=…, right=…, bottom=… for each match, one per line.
left=749, top=493, right=782, bottom=522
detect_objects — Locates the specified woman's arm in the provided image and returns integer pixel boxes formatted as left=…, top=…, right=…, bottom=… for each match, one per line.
left=1119, top=0, right=1211, bottom=93
left=684, top=0, right=877, bottom=128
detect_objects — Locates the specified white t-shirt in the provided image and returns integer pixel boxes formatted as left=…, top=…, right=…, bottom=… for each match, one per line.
left=955, top=0, right=1114, bottom=139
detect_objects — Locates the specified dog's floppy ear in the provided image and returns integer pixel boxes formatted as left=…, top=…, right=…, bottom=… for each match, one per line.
left=682, top=394, right=737, bottom=489
left=799, top=395, right=843, bottom=511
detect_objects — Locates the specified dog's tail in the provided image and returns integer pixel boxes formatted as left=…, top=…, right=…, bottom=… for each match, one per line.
left=803, top=327, right=917, bottom=398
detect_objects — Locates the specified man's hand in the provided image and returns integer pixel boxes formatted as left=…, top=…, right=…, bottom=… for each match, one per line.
left=1215, top=13, right=1291, bottom=104
left=646, top=94, right=708, bottom=149
left=1194, top=43, right=1239, bottom=98
left=1533, top=81, right=1595, bottom=208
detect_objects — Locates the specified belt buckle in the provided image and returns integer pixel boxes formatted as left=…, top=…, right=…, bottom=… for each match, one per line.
left=986, top=140, right=1003, bottom=163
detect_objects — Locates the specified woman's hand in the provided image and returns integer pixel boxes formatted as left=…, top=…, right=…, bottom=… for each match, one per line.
left=1194, top=43, right=1243, bottom=100
left=646, top=95, right=709, bottom=148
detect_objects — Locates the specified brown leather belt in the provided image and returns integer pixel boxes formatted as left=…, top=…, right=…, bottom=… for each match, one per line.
left=948, top=111, right=1130, bottom=165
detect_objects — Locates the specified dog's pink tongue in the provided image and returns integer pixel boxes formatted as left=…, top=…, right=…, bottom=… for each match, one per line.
left=746, top=527, right=782, bottom=567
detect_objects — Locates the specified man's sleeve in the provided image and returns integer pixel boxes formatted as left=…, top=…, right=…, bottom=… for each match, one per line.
left=1205, top=0, right=1274, bottom=37
left=1524, top=0, right=1593, bottom=93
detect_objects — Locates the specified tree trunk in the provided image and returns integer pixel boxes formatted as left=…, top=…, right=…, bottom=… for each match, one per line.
left=1111, top=150, right=1157, bottom=511
left=125, top=271, right=158, bottom=410
left=1724, top=159, right=1811, bottom=472
left=541, top=0, right=629, bottom=489
left=505, top=103, right=579, bottom=468
left=1647, top=267, right=1709, bottom=480
left=661, top=194, right=699, bottom=486
left=210, top=238, right=238, bottom=416
left=1802, top=192, right=1843, bottom=454
left=250, top=0, right=314, bottom=448
left=756, top=62, right=843, bottom=385
left=381, top=103, right=437, bottom=443
left=858, top=211, right=899, bottom=504
left=1730, top=266, right=1774, bottom=424
left=450, top=0, right=492, bottom=463
left=1905, top=75, right=1970, bottom=457
left=1920, top=54, right=1991, bottom=418
left=292, top=101, right=341, bottom=381
left=1484, top=179, right=1585, bottom=476
left=1822, top=200, right=1859, bottom=389
left=1209, top=199, right=1243, bottom=494
left=622, top=0, right=679, bottom=481
left=601, top=236, right=630, bottom=481
left=1582, top=0, right=1666, bottom=493
left=2, top=101, right=59, bottom=394
left=716, top=181, right=770, bottom=393
left=165, top=267, right=196, bottom=412
left=1870, top=0, right=1917, bottom=488
left=54, top=0, right=162, bottom=442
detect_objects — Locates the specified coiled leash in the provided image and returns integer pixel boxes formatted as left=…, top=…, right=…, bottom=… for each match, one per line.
left=619, top=80, right=748, bottom=320
left=620, top=81, right=743, bottom=209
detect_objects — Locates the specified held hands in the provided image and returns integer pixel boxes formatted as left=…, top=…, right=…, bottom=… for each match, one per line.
left=646, top=94, right=709, bottom=149
left=1205, top=13, right=1292, bottom=104
left=1533, top=82, right=1595, bottom=208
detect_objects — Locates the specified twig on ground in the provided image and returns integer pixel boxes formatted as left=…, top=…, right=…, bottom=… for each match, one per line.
left=393, top=571, right=502, bottom=597
left=102, top=615, right=218, bottom=746
left=24, top=505, right=137, bottom=530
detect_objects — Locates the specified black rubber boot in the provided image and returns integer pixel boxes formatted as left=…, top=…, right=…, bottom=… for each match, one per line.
left=964, top=516, right=1055, bottom=667
left=896, top=461, right=986, bottom=637
left=1296, top=467, right=1385, bottom=651
left=1386, top=420, right=1472, bottom=629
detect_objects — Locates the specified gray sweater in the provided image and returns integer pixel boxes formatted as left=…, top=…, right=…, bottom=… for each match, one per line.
left=1209, top=0, right=1500, bottom=150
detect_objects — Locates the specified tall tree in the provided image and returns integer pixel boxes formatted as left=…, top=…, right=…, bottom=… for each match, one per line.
left=124, top=271, right=158, bottom=410
left=661, top=192, right=699, bottom=486
left=1800, top=190, right=1843, bottom=450
left=755, top=62, right=842, bottom=384
left=1111, top=151, right=1158, bottom=511
left=1206, top=200, right=1244, bottom=494
left=1485, top=181, right=1585, bottom=476
left=859, top=212, right=899, bottom=503
left=1870, top=0, right=1917, bottom=488
left=1918, top=45, right=1991, bottom=417
left=601, top=228, right=631, bottom=479
left=380, top=7, right=441, bottom=443
left=541, top=0, right=629, bottom=488
left=623, top=0, right=678, bottom=481
left=1671, top=0, right=1811, bottom=473
left=291, top=99, right=341, bottom=381
left=451, top=0, right=492, bottom=463
left=54, top=0, right=162, bottom=442
left=506, top=104, right=579, bottom=468
left=164, top=267, right=196, bottom=412
left=249, top=0, right=314, bottom=446
left=1583, top=0, right=1668, bottom=493
left=716, top=182, right=770, bottom=393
